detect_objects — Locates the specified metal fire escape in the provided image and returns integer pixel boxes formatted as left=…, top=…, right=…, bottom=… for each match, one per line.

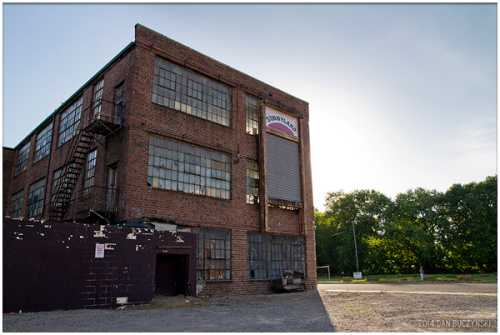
left=48, top=99, right=122, bottom=223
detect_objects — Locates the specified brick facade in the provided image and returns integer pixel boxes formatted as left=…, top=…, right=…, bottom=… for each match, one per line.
left=4, top=24, right=316, bottom=295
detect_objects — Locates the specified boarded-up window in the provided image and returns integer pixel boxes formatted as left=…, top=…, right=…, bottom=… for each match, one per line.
left=265, top=134, right=301, bottom=202
left=248, top=233, right=305, bottom=280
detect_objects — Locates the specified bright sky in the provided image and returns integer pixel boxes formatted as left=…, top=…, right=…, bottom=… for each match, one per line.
left=3, top=4, right=497, bottom=210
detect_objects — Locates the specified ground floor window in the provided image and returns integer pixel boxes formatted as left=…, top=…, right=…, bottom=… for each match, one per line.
left=248, top=233, right=305, bottom=280
left=28, top=179, right=46, bottom=218
left=10, top=190, right=24, bottom=218
left=196, top=228, right=231, bottom=281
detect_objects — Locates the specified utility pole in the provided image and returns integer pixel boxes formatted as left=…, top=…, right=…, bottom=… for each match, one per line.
left=352, top=219, right=360, bottom=273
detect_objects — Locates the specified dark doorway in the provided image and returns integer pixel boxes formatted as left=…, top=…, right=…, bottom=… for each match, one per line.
left=155, top=254, right=189, bottom=296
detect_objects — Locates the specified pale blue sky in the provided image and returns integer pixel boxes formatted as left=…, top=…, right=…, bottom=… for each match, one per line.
left=3, top=4, right=497, bottom=209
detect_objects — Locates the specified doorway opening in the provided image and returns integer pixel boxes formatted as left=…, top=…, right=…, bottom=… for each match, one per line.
left=155, top=254, right=189, bottom=296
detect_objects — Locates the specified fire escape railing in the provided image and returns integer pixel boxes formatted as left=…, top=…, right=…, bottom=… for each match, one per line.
left=48, top=99, right=123, bottom=222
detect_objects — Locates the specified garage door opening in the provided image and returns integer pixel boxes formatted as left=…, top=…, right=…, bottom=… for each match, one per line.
left=155, top=254, right=189, bottom=296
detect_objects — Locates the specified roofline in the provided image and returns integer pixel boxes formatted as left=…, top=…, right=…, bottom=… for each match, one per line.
left=135, top=23, right=309, bottom=106
left=12, top=41, right=136, bottom=150
left=3, top=146, right=15, bottom=151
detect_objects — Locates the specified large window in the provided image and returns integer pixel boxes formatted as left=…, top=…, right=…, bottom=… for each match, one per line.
left=83, top=150, right=97, bottom=194
left=58, top=97, right=83, bottom=146
left=34, top=123, right=53, bottom=162
left=148, top=135, right=231, bottom=200
left=10, top=190, right=24, bottom=218
left=248, top=233, right=305, bottom=280
left=152, top=57, right=232, bottom=126
left=245, top=95, right=260, bottom=135
left=15, top=142, right=30, bottom=176
left=28, top=179, right=46, bottom=218
left=246, top=160, right=259, bottom=204
left=92, top=79, right=104, bottom=117
left=196, top=228, right=231, bottom=281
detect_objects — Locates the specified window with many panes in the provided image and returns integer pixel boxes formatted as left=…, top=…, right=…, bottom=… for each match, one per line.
left=246, top=160, right=259, bottom=204
left=10, top=190, right=24, bottom=218
left=15, top=142, right=30, bottom=176
left=147, top=135, right=231, bottom=200
left=245, top=95, right=260, bottom=135
left=28, top=179, right=46, bottom=218
left=196, top=228, right=231, bottom=281
left=92, top=80, right=104, bottom=117
left=83, top=150, right=97, bottom=194
left=34, top=123, right=53, bottom=162
left=114, top=83, right=124, bottom=125
left=248, top=233, right=305, bottom=280
left=152, top=57, right=232, bottom=126
left=51, top=166, right=65, bottom=200
left=58, top=97, right=83, bottom=146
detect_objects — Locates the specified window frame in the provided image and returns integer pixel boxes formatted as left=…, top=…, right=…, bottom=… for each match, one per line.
left=92, top=79, right=104, bottom=118
left=147, top=135, right=231, bottom=200
left=10, top=189, right=24, bottom=218
left=58, top=97, right=83, bottom=147
left=248, top=233, right=305, bottom=281
left=83, top=150, right=97, bottom=194
left=245, top=94, right=260, bottom=135
left=27, top=178, right=46, bottom=218
left=246, top=159, right=260, bottom=204
left=113, top=82, right=125, bottom=125
left=196, top=228, right=232, bottom=282
left=152, top=57, right=232, bottom=127
left=34, top=122, right=53, bottom=162
left=15, top=142, right=31, bottom=176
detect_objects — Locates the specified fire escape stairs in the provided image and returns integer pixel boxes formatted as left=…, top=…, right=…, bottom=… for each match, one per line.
left=48, top=128, right=94, bottom=222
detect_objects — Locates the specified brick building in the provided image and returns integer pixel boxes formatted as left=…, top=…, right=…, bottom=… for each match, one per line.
left=4, top=24, right=316, bottom=296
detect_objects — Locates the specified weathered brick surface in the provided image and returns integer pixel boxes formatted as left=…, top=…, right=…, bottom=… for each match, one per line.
left=4, top=24, right=316, bottom=295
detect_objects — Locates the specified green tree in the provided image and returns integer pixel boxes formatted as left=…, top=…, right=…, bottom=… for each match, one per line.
left=315, top=175, right=497, bottom=276
left=318, top=190, right=392, bottom=274
left=440, top=176, right=497, bottom=272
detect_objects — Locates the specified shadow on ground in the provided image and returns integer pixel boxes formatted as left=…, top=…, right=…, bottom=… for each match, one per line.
left=3, top=290, right=335, bottom=332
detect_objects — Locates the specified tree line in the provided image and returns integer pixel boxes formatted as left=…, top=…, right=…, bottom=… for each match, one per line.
left=315, top=175, right=497, bottom=275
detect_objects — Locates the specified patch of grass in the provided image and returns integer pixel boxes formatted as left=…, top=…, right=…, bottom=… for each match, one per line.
left=318, top=273, right=497, bottom=284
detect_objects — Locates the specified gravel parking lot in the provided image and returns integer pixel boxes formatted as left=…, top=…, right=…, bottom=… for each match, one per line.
left=3, top=283, right=497, bottom=332
left=319, top=283, right=497, bottom=332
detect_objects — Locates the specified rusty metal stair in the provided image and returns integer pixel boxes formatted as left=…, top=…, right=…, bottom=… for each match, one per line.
left=48, top=129, right=93, bottom=222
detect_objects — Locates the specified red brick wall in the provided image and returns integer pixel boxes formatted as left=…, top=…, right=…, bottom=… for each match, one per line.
left=123, top=24, right=316, bottom=294
left=4, top=24, right=316, bottom=295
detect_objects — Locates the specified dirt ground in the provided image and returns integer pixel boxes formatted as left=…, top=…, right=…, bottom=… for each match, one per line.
left=319, top=283, right=497, bottom=332
left=3, top=283, right=497, bottom=332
